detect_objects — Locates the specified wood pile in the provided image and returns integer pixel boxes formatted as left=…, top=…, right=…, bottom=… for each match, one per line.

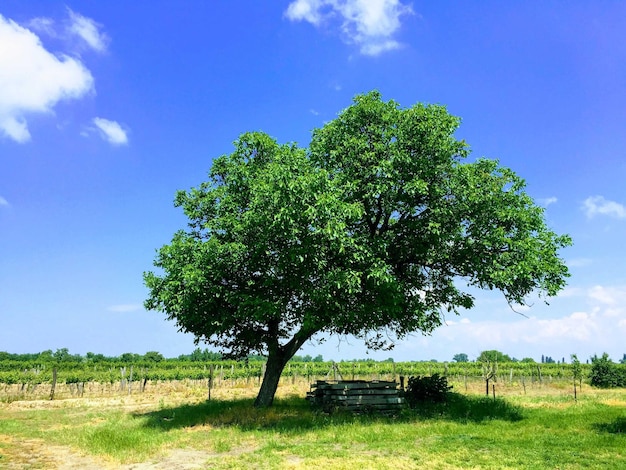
left=307, top=380, right=405, bottom=413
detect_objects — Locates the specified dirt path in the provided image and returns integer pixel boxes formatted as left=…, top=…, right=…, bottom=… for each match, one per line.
left=0, top=434, right=214, bottom=469
left=0, top=434, right=110, bottom=469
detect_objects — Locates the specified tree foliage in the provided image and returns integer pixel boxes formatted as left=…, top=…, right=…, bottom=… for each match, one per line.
left=589, top=353, right=626, bottom=388
left=477, top=350, right=512, bottom=363
left=453, top=353, right=469, bottom=363
left=144, top=91, right=571, bottom=406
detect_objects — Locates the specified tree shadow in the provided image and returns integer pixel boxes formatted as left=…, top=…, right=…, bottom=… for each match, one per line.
left=407, top=392, right=524, bottom=423
left=593, top=416, right=626, bottom=434
left=134, top=392, right=523, bottom=433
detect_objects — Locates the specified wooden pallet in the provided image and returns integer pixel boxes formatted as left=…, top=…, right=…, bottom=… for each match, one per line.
left=306, top=380, right=405, bottom=414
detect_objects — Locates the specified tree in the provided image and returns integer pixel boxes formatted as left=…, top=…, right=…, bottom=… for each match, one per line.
left=144, top=91, right=571, bottom=407
left=589, top=353, right=626, bottom=388
left=143, top=351, right=165, bottom=363
left=571, top=353, right=582, bottom=390
left=119, top=352, right=141, bottom=363
left=477, top=350, right=512, bottom=363
left=453, top=353, right=469, bottom=363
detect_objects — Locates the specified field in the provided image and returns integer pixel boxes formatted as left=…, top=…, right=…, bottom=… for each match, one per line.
left=1, top=376, right=625, bottom=469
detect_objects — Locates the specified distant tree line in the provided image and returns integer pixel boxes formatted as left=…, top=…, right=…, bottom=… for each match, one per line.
left=453, top=350, right=626, bottom=365
left=0, top=348, right=243, bottom=364
left=2, top=348, right=625, bottom=367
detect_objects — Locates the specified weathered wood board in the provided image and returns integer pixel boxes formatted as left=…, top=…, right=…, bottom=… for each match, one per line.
left=307, top=380, right=405, bottom=413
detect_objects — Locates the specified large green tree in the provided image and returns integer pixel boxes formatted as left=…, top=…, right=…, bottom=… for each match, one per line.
left=144, top=91, right=571, bottom=407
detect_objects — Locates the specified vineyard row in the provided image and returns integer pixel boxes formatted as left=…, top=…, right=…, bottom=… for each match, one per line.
left=0, top=360, right=588, bottom=386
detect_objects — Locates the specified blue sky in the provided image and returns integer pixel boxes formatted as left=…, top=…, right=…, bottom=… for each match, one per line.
left=1, top=1, right=625, bottom=363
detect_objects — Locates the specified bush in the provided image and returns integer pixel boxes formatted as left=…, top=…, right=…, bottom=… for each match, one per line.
left=589, top=353, right=626, bottom=388
left=404, top=374, right=452, bottom=406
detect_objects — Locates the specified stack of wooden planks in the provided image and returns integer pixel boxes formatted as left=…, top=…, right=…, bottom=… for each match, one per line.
left=306, top=380, right=405, bottom=413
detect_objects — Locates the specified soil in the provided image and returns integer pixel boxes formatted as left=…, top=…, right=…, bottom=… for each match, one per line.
left=0, top=433, right=213, bottom=469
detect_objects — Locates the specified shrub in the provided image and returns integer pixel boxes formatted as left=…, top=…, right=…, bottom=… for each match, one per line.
left=404, top=374, right=452, bottom=406
left=589, top=353, right=626, bottom=388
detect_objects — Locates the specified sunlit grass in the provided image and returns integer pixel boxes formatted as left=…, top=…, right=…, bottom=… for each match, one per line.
left=0, top=383, right=625, bottom=468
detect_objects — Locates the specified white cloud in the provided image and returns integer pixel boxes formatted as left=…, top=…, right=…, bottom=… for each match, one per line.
left=108, top=304, right=143, bottom=313
left=434, top=283, right=626, bottom=360
left=582, top=195, right=626, bottom=219
left=285, top=0, right=325, bottom=25
left=0, top=196, right=9, bottom=207
left=93, top=118, right=129, bottom=145
left=0, top=14, right=94, bottom=143
left=27, top=17, right=56, bottom=36
left=67, top=9, right=109, bottom=53
left=538, top=196, right=558, bottom=207
left=567, top=258, right=592, bottom=268
left=285, top=0, right=413, bottom=56
left=587, top=285, right=626, bottom=306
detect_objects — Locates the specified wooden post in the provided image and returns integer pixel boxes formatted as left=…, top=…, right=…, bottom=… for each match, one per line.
left=128, top=366, right=133, bottom=395
left=49, top=367, right=57, bottom=400
left=207, top=364, right=214, bottom=401
left=492, top=384, right=496, bottom=400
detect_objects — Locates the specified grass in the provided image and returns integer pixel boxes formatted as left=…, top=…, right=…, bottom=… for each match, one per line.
left=0, top=381, right=625, bottom=469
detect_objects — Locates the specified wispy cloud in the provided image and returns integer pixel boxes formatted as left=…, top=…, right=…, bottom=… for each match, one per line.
left=93, top=118, right=129, bottom=145
left=0, top=14, right=94, bottom=143
left=427, top=283, right=626, bottom=361
left=538, top=196, right=558, bottom=207
left=567, top=258, right=592, bottom=268
left=26, top=17, right=56, bottom=36
left=285, top=0, right=414, bottom=56
left=0, top=196, right=9, bottom=207
left=108, top=304, right=142, bottom=313
left=582, top=195, right=626, bottom=219
left=587, top=285, right=626, bottom=306
left=67, top=9, right=109, bottom=53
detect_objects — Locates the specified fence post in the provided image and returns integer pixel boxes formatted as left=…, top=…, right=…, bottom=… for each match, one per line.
left=128, top=366, right=133, bottom=395
left=207, top=364, right=214, bottom=401
left=49, top=367, right=57, bottom=400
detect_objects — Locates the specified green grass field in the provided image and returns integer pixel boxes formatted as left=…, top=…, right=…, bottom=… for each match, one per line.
left=0, top=380, right=624, bottom=469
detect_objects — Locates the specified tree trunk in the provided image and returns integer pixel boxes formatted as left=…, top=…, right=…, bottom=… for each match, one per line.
left=253, top=326, right=314, bottom=407
left=254, top=349, right=289, bottom=407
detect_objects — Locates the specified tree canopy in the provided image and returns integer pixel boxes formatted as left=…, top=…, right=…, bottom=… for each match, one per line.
left=453, top=353, right=469, bottom=363
left=477, top=350, right=513, bottom=363
left=144, top=91, right=571, bottom=406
